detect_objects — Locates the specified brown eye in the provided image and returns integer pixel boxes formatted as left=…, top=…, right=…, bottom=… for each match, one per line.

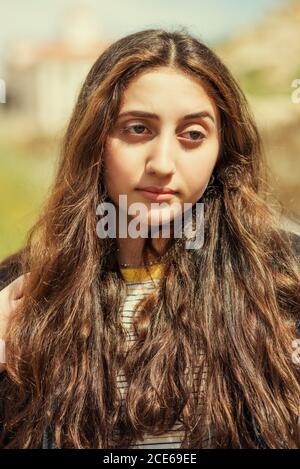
left=182, top=130, right=206, bottom=142
left=121, top=124, right=149, bottom=135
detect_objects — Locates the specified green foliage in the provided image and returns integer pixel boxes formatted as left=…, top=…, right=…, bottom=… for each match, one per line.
left=0, top=139, right=56, bottom=260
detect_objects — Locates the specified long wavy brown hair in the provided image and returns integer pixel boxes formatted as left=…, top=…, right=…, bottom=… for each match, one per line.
left=1, top=28, right=300, bottom=449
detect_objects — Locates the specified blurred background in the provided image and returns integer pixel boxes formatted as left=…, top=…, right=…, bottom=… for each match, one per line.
left=0, top=0, right=299, bottom=260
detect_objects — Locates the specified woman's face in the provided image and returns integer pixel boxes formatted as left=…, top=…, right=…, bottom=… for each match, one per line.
left=104, top=66, right=220, bottom=230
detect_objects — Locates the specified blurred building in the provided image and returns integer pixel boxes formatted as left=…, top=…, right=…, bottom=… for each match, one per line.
left=2, top=3, right=110, bottom=135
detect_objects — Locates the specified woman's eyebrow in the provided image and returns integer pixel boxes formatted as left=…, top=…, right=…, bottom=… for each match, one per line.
left=117, top=110, right=215, bottom=126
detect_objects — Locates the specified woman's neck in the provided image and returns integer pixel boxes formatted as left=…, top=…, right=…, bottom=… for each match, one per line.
left=114, top=208, right=169, bottom=267
left=116, top=236, right=167, bottom=267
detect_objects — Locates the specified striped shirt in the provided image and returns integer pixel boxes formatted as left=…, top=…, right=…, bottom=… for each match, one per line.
left=116, top=263, right=211, bottom=449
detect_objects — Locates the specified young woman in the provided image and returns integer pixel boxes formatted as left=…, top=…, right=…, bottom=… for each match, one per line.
left=0, top=28, right=300, bottom=449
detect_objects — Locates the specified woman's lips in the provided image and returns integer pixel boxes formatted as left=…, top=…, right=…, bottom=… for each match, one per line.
left=137, top=189, right=177, bottom=201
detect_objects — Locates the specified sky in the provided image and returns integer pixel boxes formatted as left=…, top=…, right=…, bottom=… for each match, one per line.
left=0, top=0, right=286, bottom=74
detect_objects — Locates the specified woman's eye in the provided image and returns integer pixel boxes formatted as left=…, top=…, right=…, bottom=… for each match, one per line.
left=122, top=124, right=149, bottom=135
left=121, top=124, right=206, bottom=143
left=181, top=130, right=206, bottom=142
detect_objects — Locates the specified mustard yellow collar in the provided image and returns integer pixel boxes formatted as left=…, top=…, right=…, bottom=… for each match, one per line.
left=120, top=263, right=164, bottom=282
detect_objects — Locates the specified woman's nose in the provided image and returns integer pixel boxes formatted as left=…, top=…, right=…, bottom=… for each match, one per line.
left=145, top=135, right=176, bottom=176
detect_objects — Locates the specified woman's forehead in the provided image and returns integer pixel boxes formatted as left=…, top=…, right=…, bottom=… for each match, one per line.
left=118, top=69, right=219, bottom=127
